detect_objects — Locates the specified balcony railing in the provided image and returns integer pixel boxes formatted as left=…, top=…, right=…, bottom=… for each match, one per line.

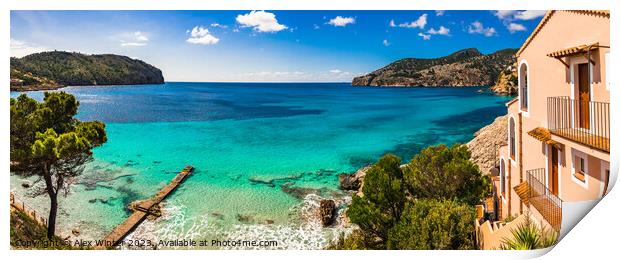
left=526, top=168, right=562, bottom=231
left=547, top=96, right=610, bottom=152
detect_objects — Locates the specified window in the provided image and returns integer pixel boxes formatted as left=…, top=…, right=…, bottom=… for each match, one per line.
left=519, top=62, right=529, bottom=111
left=577, top=157, right=585, bottom=172
left=500, top=159, right=506, bottom=197
left=574, top=155, right=586, bottom=182
left=509, top=117, right=516, bottom=159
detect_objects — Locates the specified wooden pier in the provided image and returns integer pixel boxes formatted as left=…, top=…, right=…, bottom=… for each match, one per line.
left=95, top=165, right=194, bottom=249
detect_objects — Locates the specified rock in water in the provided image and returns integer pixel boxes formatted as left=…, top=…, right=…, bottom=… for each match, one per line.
left=319, top=199, right=336, bottom=226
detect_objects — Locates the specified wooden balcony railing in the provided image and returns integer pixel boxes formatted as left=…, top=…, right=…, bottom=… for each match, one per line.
left=526, top=168, right=562, bottom=231
left=547, top=96, right=610, bottom=152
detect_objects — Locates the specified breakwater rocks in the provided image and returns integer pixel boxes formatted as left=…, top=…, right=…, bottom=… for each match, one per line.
left=467, top=115, right=508, bottom=175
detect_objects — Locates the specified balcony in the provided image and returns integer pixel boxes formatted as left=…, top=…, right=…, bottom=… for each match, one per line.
left=514, top=168, right=562, bottom=231
left=547, top=97, right=610, bottom=152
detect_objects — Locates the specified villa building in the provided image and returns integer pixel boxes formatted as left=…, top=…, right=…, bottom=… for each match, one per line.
left=476, top=10, right=611, bottom=249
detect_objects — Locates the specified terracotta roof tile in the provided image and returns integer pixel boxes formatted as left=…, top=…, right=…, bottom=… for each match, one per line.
left=547, top=43, right=600, bottom=58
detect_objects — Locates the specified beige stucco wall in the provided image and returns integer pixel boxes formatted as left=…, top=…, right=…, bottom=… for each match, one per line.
left=498, top=101, right=526, bottom=219
left=519, top=11, right=610, bottom=115
left=514, top=11, right=610, bottom=204
left=555, top=138, right=610, bottom=201
left=475, top=214, right=534, bottom=250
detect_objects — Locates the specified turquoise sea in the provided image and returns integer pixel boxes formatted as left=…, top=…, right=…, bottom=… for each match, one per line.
left=10, top=82, right=510, bottom=249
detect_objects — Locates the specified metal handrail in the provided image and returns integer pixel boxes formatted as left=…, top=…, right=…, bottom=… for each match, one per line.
left=526, top=168, right=562, bottom=231
left=547, top=96, right=610, bottom=152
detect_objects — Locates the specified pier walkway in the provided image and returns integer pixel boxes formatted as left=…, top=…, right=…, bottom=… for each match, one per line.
left=95, top=165, right=194, bottom=249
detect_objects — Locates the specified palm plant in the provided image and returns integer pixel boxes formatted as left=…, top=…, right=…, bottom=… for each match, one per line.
left=500, top=215, right=558, bottom=250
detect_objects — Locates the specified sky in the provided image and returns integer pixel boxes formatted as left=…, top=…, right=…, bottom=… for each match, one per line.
left=10, top=10, right=545, bottom=82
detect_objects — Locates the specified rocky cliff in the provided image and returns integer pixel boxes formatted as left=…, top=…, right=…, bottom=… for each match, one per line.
left=10, top=51, right=164, bottom=91
left=467, top=115, right=508, bottom=175
left=489, top=63, right=518, bottom=95
left=352, top=48, right=516, bottom=87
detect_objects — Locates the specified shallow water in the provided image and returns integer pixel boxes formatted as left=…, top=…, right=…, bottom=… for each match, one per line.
left=10, top=82, right=510, bottom=248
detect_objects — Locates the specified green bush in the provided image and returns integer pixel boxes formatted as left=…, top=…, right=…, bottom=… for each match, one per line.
left=387, top=199, right=476, bottom=250
left=403, top=144, right=491, bottom=205
left=330, top=144, right=493, bottom=250
left=347, top=154, right=406, bottom=249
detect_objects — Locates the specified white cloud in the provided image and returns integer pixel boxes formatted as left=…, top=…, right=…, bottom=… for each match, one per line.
left=435, top=10, right=445, bottom=16
left=237, top=71, right=308, bottom=81
left=514, top=10, right=547, bottom=20
left=120, top=31, right=149, bottom=47
left=121, top=42, right=147, bottom=47
left=427, top=26, right=451, bottom=36
left=325, top=69, right=356, bottom=78
left=389, top=20, right=396, bottom=27
left=493, top=10, right=543, bottom=33
left=382, top=39, right=390, bottom=46
left=507, top=23, right=527, bottom=33
left=234, top=70, right=363, bottom=82
left=186, top=26, right=220, bottom=45
left=10, top=39, right=49, bottom=57
left=493, top=10, right=517, bottom=20
left=236, top=10, right=288, bottom=33
left=210, top=23, right=228, bottom=28
left=313, top=24, right=320, bottom=30
left=398, top=14, right=428, bottom=29
left=467, top=21, right=497, bottom=37
left=327, top=16, right=355, bottom=27
left=134, top=31, right=149, bottom=42
left=494, top=10, right=546, bottom=21
left=418, top=32, right=431, bottom=40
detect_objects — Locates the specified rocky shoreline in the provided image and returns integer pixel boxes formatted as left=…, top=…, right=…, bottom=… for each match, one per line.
left=330, top=114, right=507, bottom=234
left=466, top=115, right=508, bottom=175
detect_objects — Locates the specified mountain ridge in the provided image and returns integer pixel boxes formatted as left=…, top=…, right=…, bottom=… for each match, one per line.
left=352, top=48, right=517, bottom=87
left=10, top=51, right=164, bottom=91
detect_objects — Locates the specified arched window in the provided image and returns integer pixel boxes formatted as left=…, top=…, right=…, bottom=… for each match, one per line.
left=509, top=117, right=516, bottom=159
left=519, top=62, right=529, bottom=111
left=500, top=159, right=506, bottom=196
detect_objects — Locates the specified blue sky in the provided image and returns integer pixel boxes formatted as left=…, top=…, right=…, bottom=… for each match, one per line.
left=10, top=10, right=545, bottom=82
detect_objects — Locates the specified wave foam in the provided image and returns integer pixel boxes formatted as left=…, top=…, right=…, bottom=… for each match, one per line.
left=120, top=193, right=355, bottom=250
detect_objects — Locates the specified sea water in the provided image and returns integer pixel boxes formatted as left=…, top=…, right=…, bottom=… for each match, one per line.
left=10, top=82, right=510, bottom=249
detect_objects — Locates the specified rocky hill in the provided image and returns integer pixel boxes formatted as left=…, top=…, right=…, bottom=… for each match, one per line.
left=352, top=48, right=516, bottom=87
left=10, top=51, right=164, bottom=91
left=489, top=62, right=518, bottom=95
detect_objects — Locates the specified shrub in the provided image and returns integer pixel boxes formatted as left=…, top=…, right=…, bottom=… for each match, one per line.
left=500, top=216, right=558, bottom=250
left=387, top=199, right=476, bottom=249
left=403, top=144, right=491, bottom=205
left=347, top=154, right=406, bottom=249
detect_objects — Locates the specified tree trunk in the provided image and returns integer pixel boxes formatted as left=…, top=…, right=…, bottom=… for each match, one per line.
left=47, top=193, right=58, bottom=239
left=42, top=164, right=58, bottom=240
